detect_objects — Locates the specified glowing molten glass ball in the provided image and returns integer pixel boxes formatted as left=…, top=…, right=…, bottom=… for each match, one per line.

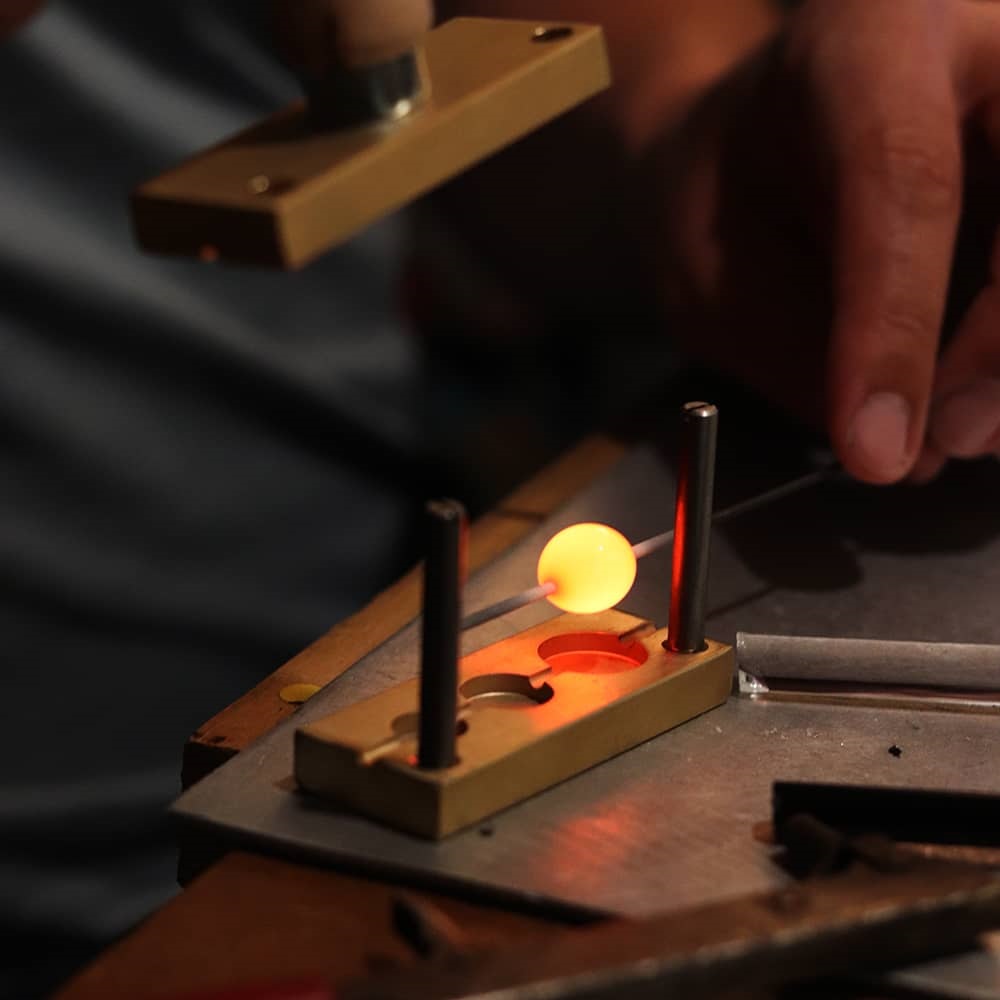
left=537, top=523, right=637, bottom=614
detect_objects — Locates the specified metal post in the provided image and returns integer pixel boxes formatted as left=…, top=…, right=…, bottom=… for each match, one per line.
left=666, top=402, right=718, bottom=653
left=418, top=498, right=467, bottom=769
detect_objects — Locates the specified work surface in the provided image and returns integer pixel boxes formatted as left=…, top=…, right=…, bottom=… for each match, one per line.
left=175, top=426, right=1000, bottom=924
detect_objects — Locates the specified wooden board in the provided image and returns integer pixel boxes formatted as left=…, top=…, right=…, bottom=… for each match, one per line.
left=131, top=17, right=610, bottom=268
left=296, top=610, right=733, bottom=837
left=340, top=858, right=1000, bottom=1000
left=182, top=434, right=628, bottom=788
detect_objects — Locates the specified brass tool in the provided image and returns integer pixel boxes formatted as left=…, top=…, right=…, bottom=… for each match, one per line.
left=295, top=609, right=733, bottom=838
left=131, top=17, right=610, bottom=268
left=294, top=403, right=734, bottom=839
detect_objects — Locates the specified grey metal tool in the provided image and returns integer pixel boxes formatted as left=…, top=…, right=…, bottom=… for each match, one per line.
left=737, top=632, right=1000, bottom=694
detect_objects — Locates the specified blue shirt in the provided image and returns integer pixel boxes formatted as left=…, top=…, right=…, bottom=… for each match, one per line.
left=0, top=2, right=418, bottom=990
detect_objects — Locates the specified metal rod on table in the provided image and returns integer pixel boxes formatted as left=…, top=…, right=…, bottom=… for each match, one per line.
left=737, top=632, right=1000, bottom=692
left=459, top=581, right=555, bottom=632
left=418, top=499, right=467, bottom=770
left=713, top=462, right=836, bottom=527
left=665, top=401, right=718, bottom=653
left=631, top=462, right=837, bottom=560
left=630, top=529, right=673, bottom=560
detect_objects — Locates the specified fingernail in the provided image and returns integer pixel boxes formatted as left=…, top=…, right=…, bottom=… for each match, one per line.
left=931, top=378, right=1000, bottom=458
left=848, top=392, right=910, bottom=480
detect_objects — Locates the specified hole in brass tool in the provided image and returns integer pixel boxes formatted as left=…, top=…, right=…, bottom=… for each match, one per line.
left=460, top=673, right=553, bottom=707
left=392, top=712, right=419, bottom=736
left=362, top=715, right=468, bottom=766
left=387, top=714, right=468, bottom=738
left=538, top=631, right=649, bottom=675
left=532, top=25, right=573, bottom=42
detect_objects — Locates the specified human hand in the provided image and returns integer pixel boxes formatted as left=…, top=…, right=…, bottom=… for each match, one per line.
left=649, top=0, right=1000, bottom=484
left=270, top=0, right=433, bottom=76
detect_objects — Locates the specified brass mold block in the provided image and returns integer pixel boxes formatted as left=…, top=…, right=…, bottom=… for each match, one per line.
left=295, top=610, right=733, bottom=838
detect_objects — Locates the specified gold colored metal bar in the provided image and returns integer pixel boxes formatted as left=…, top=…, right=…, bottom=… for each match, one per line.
left=131, top=18, right=610, bottom=269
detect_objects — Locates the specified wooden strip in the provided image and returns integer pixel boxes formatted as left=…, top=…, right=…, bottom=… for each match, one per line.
left=53, top=852, right=566, bottom=1000
left=183, top=434, right=627, bottom=787
left=132, top=18, right=610, bottom=268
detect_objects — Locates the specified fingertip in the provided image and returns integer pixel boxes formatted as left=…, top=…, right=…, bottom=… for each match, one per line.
left=929, top=378, right=1000, bottom=458
left=841, top=391, right=914, bottom=484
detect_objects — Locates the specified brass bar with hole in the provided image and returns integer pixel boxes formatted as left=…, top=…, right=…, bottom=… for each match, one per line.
left=295, top=609, right=732, bottom=838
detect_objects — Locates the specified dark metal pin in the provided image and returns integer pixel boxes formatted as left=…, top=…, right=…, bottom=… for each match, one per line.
left=665, top=402, right=718, bottom=653
left=418, top=499, right=467, bottom=769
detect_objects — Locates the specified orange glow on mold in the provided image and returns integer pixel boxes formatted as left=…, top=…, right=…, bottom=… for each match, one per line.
left=536, top=523, right=637, bottom=614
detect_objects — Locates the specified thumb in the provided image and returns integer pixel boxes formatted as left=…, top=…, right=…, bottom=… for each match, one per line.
left=804, top=3, right=962, bottom=483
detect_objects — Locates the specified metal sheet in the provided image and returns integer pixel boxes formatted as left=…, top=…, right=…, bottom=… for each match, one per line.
left=173, top=437, right=1000, bottom=944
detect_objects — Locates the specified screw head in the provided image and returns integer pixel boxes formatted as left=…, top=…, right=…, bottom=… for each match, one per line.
left=532, top=25, right=573, bottom=43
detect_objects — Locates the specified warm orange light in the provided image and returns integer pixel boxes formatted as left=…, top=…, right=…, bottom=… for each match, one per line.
left=537, top=522, right=637, bottom=614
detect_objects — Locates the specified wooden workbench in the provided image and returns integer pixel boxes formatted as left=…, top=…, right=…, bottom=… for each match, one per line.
left=55, top=434, right=626, bottom=1000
